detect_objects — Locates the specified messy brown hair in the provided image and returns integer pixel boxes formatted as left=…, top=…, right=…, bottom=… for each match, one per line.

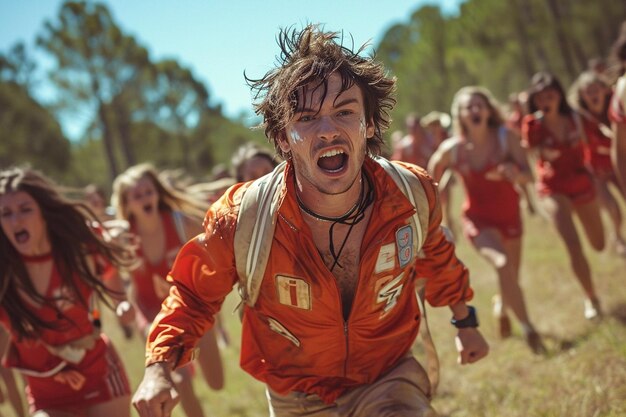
left=245, top=24, right=396, bottom=158
left=0, top=167, right=132, bottom=340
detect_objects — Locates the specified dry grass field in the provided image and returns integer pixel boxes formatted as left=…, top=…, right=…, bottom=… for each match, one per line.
left=1, top=189, right=625, bottom=416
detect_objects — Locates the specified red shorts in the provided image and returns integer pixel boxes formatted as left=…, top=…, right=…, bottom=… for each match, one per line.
left=462, top=215, right=522, bottom=241
left=537, top=173, right=596, bottom=206
left=26, top=334, right=130, bottom=414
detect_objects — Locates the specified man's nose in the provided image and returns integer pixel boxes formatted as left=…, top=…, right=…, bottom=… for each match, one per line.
left=316, top=116, right=340, bottom=140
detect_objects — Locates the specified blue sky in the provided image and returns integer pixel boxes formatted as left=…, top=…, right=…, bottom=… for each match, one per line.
left=1, top=0, right=463, bottom=136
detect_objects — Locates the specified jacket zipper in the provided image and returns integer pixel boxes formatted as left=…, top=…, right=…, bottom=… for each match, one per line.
left=337, top=215, right=414, bottom=378
left=343, top=320, right=349, bottom=376
left=332, top=276, right=350, bottom=378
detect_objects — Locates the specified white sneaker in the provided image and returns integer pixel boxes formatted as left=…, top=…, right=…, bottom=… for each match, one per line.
left=584, top=298, right=602, bottom=320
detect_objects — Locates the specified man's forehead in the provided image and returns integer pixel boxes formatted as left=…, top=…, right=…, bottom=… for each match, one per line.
left=296, top=74, right=362, bottom=109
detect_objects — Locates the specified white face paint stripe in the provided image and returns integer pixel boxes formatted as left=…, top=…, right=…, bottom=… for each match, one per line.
left=290, top=129, right=304, bottom=143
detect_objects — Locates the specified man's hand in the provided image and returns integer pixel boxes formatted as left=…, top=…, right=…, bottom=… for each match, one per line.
left=132, top=362, right=180, bottom=417
left=455, top=328, right=489, bottom=365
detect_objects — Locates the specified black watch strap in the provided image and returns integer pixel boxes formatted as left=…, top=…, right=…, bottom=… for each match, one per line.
left=450, top=305, right=479, bottom=328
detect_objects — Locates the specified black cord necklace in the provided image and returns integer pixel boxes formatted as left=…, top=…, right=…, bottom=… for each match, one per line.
left=296, top=179, right=363, bottom=222
left=296, top=171, right=375, bottom=271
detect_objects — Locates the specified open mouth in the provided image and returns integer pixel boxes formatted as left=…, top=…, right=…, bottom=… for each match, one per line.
left=317, top=149, right=348, bottom=173
left=143, top=204, right=153, bottom=214
left=471, top=115, right=482, bottom=125
left=15, top=229, right=29, bottom=244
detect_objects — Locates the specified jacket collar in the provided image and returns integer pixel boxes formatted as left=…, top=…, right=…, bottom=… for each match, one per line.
left=276, top=157, right=417, bottom=231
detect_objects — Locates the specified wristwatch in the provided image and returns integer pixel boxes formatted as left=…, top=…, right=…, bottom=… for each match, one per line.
left=450, top=305, right=479, bottom=328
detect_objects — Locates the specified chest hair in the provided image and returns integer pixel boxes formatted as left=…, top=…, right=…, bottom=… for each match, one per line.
left=304, top=208, right=372, bottom=319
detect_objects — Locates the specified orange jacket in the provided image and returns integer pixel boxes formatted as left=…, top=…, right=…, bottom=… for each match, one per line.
left=146, top=157, right=473, bottom=404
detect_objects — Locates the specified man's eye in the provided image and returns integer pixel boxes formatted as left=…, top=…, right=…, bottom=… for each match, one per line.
left=337, top=110, right=353, bottom=117
left=299, top=115, right=313, bottom=122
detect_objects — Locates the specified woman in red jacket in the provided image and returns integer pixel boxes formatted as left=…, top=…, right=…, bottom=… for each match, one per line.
left=0, top=166, right=134, bottom=416
left=521, top=72, right=604, bottom=320
left=569, top=70, right=626, bottom=255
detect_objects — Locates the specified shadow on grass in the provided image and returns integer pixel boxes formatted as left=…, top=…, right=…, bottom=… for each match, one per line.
left=608, top=302, right=626, bottom=325
left=534, top=307, right=626, bottom=356
left=538, top=328, right=594, bottom=355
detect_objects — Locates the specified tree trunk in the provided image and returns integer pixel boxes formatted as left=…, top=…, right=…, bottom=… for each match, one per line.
left=545, top=0, right=577, bottom=78
left=434, top=36, right=448, bottom=110
left=97, top=102, right=119, bottom=182
left=112, top=98, right=136, bottom=167
left=511, top=0, right=536, bottom=78
left=521, top=1, right=549, bottom=71
left=178, top=131, right=190, bottom=169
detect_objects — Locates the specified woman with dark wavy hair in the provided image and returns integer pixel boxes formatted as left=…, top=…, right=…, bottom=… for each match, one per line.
left=522, top=72, right=605, bottom=320
left=0, top=166, right=134, bottom=416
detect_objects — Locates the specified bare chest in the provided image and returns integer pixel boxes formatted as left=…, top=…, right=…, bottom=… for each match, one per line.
left=304, top=209, right=372, bottom=317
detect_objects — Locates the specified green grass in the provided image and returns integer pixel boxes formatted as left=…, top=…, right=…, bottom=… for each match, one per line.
left=1, top=190, right=626, bottom=416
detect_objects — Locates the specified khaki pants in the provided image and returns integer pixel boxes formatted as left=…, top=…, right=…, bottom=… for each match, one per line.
left=266, top=355, right=439, bottom=417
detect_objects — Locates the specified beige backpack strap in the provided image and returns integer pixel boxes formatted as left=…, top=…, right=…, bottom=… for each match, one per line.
left=374, top=157, right=440, bottom=394
left=375, top=157, right=429, bottom=253
left=234, top=161, right=286, bottom=307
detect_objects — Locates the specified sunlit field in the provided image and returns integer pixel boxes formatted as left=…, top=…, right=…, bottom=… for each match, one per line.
left=1, top=185, right=625, bottom=417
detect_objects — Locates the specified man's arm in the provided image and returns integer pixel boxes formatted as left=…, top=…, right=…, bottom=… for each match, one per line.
left=133, top=203, right=239, bottom=416
left=132, top=362, right=178, bottom=417
left=449, top=303, right=489, bottom=365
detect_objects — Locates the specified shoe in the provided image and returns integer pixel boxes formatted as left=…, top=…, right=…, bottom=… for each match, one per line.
left=523, top=329, right=546, bottom=355
left=492, top=295, right=512, bottom=339
left=584, top=298, right=602, bottom=320
left=615, top=240, right=626, bottom=258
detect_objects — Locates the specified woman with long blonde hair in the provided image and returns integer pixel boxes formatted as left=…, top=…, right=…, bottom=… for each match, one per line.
left=111, top=163, right=224, bottom=417
left=429, top=86, right=544, bottom=353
